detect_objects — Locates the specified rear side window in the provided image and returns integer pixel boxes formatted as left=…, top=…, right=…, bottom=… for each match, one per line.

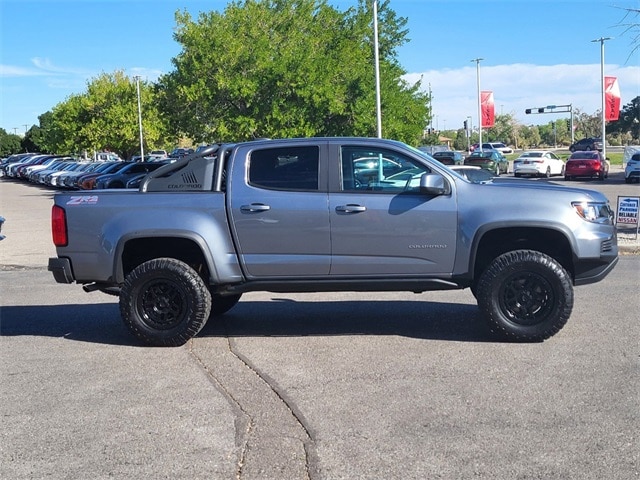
left=249, top=146, right=319, bottom=191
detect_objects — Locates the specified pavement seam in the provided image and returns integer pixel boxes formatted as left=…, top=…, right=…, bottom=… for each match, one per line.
left=227, top=336, right=315, bottom=480
left=187, top=340, right=254, bottom=480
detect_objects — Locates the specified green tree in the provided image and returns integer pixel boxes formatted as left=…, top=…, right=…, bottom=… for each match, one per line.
left=573, top=109, right=601, bottom=139
left=22, top=112, right=54, bottom=153
left=45, top=71, right=169, bottom=159
left=485, top=113, right=516, bottom=145
left=0, top=129, right=22, bottom=156
left=158, top=0, right=429, bottom=145
left=518, top=125, right=541, bottom=149
left=453, top=129, right=468, bottom=151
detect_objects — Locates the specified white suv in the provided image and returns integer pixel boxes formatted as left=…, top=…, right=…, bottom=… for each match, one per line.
left=625, top=153, right=640, bottom=183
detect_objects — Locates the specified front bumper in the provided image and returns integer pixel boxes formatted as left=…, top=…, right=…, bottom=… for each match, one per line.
left=48, top=257, right=75, bottom=284
left=574, top=254, right=618, bottom=286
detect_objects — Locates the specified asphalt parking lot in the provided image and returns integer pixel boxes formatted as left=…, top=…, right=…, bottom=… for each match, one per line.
left=1, top=175, right=638, bottom=479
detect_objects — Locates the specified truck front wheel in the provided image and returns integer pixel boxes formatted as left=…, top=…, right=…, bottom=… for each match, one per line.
left=120, top=258, right=212, bottom=347
left=476, top=250, right=573, bottom=342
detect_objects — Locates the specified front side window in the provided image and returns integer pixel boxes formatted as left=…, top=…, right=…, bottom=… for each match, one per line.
left=249, top=146, right=319, bottom=191
left=341, top=146, right=430, bottom=193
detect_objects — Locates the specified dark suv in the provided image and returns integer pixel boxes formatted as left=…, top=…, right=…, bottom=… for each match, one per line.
left=569, top=137, right=603, bottom=152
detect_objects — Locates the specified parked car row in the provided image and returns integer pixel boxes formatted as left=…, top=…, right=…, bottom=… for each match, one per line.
left=513, top=150, right=610, bottom=181
left=0, top=153, right=173, bottom=190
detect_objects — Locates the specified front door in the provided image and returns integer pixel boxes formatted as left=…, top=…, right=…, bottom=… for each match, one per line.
left=329, top=144, right=458, bottom=276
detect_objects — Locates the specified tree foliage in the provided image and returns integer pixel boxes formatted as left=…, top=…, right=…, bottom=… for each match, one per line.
left=0, top=129, right=22, bottom=157
left=43, top=71, right=169, bottom=159
left=158, top=0, right=429, bottom=144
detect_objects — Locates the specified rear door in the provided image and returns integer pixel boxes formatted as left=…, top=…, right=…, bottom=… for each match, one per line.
left=228, top=142, right=331, bottom=278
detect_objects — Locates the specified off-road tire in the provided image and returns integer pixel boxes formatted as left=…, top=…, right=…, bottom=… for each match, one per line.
left=120, top=258, right=212, bottom=347
left=476, top=250, right=573, bottom=342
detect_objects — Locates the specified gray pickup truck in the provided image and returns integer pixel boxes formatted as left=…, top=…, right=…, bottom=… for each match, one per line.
left=48, top=137, right=618, bottom=346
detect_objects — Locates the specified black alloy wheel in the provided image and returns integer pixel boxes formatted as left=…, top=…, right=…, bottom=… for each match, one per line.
left=120, top=258, right=211, bottom=346
left=476, top=250, right=573, bottom=342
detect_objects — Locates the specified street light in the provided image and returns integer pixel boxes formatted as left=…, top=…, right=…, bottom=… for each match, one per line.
left=591, top=36, right=611, bottom=160
left=471, top=58, right=483, bottom=151
left=134, top=75, right=144, bottom=161
left=373, top=1, right=382, bottom=138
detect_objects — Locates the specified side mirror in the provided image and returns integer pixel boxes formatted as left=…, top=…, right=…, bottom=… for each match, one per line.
left=420, top=173, right=450, bottom=195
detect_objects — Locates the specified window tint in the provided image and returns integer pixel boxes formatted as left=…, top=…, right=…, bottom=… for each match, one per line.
left=249, top=146, right=319, bottom=191
left=341, top=146, right=430, bottom=193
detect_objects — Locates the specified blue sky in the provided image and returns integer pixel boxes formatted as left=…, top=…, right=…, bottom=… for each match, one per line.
left=1, top=0, right=639, bottom=136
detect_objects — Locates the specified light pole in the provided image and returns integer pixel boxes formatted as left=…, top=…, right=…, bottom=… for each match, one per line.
left=466, top=115, right=472, bottom=152
left=134, top=75, right=144, bottom=161
left=471, top=58, right=483, bottom=151
left=591, top=37, right=611, bottom=160
left=373, top=1, right=382, bottom=138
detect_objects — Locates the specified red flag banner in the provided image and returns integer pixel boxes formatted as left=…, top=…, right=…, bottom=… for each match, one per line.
left=604, top=76, right=621, bottom=121
left=481, top=91, right=495, bottom=127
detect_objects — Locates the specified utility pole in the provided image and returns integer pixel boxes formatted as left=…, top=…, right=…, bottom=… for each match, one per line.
left=591, top=36, right=611, bottom=160
left=134, top=76, right=144, bottom=161
left=471, top=58, right=483, bottom=151
left=373, top=1, right=382, bottom=138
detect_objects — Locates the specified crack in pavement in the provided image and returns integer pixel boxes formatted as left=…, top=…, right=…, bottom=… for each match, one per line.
left=188, top=334, right=317, bottom=479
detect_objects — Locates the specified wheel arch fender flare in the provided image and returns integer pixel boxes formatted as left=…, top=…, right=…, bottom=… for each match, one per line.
left=467, top=222, right=577, bottom=283
left=112, top=229, right=243, bottom=285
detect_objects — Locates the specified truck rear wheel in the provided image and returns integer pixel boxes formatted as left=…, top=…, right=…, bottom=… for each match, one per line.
left=120, top=258, right=212, bottom=347
left=476, top=250, right=573, bottom=342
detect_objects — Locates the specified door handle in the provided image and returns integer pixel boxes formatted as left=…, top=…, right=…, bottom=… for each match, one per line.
left=240, top=203, right=271, bottom=212
left=335, top=204, right=367, bottom=213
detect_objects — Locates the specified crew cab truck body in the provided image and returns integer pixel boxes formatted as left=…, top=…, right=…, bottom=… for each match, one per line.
left=48, top=138, right=618, bottom=346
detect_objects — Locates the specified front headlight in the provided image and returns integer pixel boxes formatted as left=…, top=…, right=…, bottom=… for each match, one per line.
left=572, top=201, right=613, bottom=224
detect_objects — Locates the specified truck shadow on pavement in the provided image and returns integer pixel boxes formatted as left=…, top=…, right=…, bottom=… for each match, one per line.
left=0, top=303, right=139, bottom=346
left=202, top=299, right=497, bottom=343
left=1, top=298, right=498, bottom=345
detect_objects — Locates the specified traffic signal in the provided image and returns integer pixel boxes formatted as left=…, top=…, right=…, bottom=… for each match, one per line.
left=525, top=109, right=532, bottom=114
left=567, top=122, right=571, bottom=133
left=463, top=120, right=468, bottom=130
left=538, top=107, right=545, bottom=113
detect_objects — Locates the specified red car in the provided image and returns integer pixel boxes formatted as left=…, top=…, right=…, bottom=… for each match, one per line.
left=564, top=151, right=609, bottom=181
